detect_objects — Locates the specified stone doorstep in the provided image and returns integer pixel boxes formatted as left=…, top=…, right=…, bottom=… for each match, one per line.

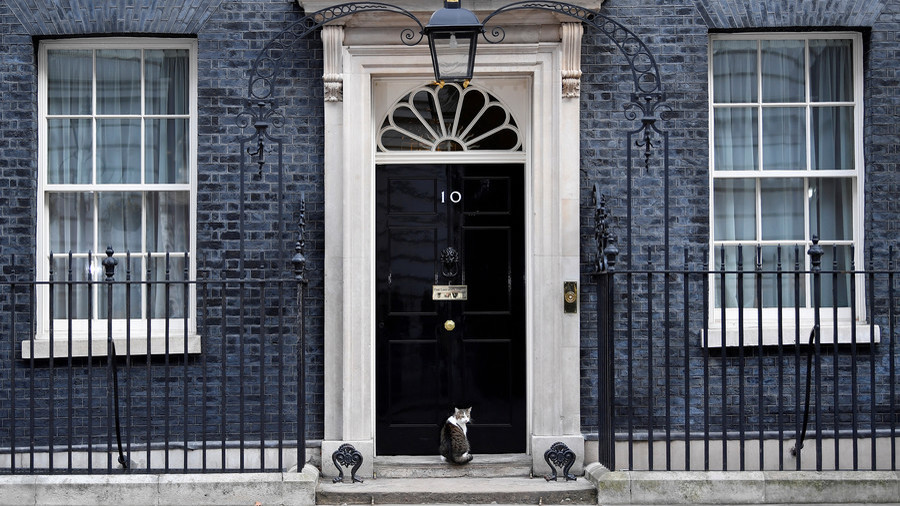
left=316, top=475, right=597, bottom=505
left=372, top=453, right=533, bottom=479
left=585, top=464, right=900, bottom=505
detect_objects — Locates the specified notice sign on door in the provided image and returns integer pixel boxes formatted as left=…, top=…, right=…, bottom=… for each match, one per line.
left=432, top=285, right=468, bottom=301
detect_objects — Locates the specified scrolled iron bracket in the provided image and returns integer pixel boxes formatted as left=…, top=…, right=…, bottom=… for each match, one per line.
left=543, top=441, right=577, bottom=481
left=331, top=443, right=364, bottom=483
left=237, top=100, right=284, bottom=175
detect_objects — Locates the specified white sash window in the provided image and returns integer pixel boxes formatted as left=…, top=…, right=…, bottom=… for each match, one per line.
left=30, top=38, right=199, bottom=358
left=707, top=33, right=874, bottom=346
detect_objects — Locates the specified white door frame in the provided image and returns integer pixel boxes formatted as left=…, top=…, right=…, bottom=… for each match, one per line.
left=320, top=36, right=584, bottom=477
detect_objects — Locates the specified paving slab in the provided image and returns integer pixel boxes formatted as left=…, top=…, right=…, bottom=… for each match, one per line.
left=585, top=463, right=900, bottom=505
left=763, top=470, right=900, bottom=504
left=34, top=474, right=159, bottom=506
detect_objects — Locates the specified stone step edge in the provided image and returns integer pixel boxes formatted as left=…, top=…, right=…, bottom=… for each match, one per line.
left=316, top=475, right=597, bottom=505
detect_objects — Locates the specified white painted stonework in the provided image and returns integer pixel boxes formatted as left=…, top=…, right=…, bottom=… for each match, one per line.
left=301, top=0, right=593, bottom=476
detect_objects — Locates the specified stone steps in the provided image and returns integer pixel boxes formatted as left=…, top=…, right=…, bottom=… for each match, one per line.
left=316, top=475, right=596, bottom=505
left=316, top=454, right=595, bottom=505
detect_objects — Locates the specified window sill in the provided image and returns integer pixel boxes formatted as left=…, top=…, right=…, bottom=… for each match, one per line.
left=704, top=321, right=880, bottom=348
left=21, top=333, right=201, bottom=359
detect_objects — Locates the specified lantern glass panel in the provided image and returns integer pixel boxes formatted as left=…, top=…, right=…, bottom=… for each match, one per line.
left=429, top=30, right=476, bottom=81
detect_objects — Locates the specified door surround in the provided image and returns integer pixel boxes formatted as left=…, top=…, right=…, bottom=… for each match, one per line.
left=319, top=18, right=584, bottom=477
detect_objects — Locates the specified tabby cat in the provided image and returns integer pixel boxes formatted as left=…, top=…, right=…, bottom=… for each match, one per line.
left=439, top=407, right=473, bottom=464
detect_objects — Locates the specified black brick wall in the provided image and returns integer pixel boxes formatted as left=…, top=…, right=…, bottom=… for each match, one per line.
left=0, top=0, right=897, bottom=451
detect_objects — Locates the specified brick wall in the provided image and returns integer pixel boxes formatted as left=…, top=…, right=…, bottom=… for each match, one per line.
left=578, top=0, right=900, bottom=437
left=0, top=0, right=327, bottom=451
left=0, top=0, right=897, bottom=454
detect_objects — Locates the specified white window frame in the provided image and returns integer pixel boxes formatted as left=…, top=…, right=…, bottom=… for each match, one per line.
left=26, top=37, right=200, bottom=359
left=706, top=32, right=878, bottom=347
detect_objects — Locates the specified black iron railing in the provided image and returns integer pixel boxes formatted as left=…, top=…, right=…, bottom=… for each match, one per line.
left=594, top=200, right=899, bottom=471
left=0, top=244, right=309, bottom=474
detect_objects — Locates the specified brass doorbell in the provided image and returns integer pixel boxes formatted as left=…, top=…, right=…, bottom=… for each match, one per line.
left=564, top=281, right=577, bottom=313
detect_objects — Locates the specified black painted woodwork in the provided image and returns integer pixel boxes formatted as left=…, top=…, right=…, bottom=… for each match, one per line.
left=375, top=163, right=526, bottom=456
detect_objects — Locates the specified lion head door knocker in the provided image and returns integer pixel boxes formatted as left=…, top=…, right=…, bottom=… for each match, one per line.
left=440, top=246, right=460, bottom=280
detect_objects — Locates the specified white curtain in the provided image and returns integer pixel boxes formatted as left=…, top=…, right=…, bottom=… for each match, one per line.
left=144, top=49, right=190, bottom=318
left=46, top=48, right=189, bottom=319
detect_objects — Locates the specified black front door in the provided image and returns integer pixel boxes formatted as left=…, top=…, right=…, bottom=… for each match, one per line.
left=375, top=163, right=526, bottom=456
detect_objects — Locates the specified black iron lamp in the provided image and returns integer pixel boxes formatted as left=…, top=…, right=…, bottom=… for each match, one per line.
left=423, top=0, right=483, bottom=87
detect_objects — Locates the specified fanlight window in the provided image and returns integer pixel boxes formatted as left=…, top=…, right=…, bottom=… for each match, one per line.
left=378, top=83, right=522, bottom=152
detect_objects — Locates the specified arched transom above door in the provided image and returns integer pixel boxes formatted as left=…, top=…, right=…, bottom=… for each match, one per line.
left=378, top=83, right=522, bottom=152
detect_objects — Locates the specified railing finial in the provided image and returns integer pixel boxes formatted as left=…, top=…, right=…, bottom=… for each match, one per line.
left=103, top=246, right=118, bottom=281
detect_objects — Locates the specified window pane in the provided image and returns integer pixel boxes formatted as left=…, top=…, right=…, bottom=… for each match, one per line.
left=392, top=99, right=437, bottom=144
left=761, top=40, right=805, bottom=103
left=761, top=178, right=804, bottom=240
left=96, top=49, right=141, bottom=115
left=47, top=50, right=92, bottom=115
left=810, top=39, right=853, bottom=102
left=145, top=49, right=189, bottom=115
left=819, top=245, right=852, bottom=307
left=146, top=192, right=189, bottom=253
left=714, top=107, right=758, bottom=171
left=714, top=179, right=756, bottom=241
left=50, top=255, right=90, bottom=319
left=431, top=32, right=472, bottom=79
left=759, top=246, right=806, bottom=308
left=712, top=40, right=758, bottom=103
left=99, top=192, right=143, bottom=253
left=809, top=178, right=853, bottom=241
left=98, top=256, right=141, bottom=319
left=762, top=107, right=806, bottom=170
left=97, top=118, right=141, bottom=184
left=811, top=106, right=854, bottom=170
left=145, top=118, right=189, bottom=183
left=147, top=255, right=186, bottom=318
left=714, top=245, right=757, bottom=308
left=47, top=119, right=92, bottom=184
left=48, top=192, right=93, bottom=254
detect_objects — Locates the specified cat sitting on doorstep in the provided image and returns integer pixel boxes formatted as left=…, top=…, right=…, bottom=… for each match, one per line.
left=439, top=407, right=473, bottom=464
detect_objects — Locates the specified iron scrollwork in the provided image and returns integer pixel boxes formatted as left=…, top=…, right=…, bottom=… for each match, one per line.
left=236, top=100, right=285, bottom=175
left=331, top=443, right=365, bottom=483
left=624, top=92, right=672, bottom=173
left=593, top=185, right=618, bottom=274
left=481, top=1, right=663, bottom=95
left=543, top=441, right=577, bottom=481
left=238, top=3, right=425, bottom=175
left=246, top=2, right=424, bottom=104
left=292, top=196, right=308, bottom=285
